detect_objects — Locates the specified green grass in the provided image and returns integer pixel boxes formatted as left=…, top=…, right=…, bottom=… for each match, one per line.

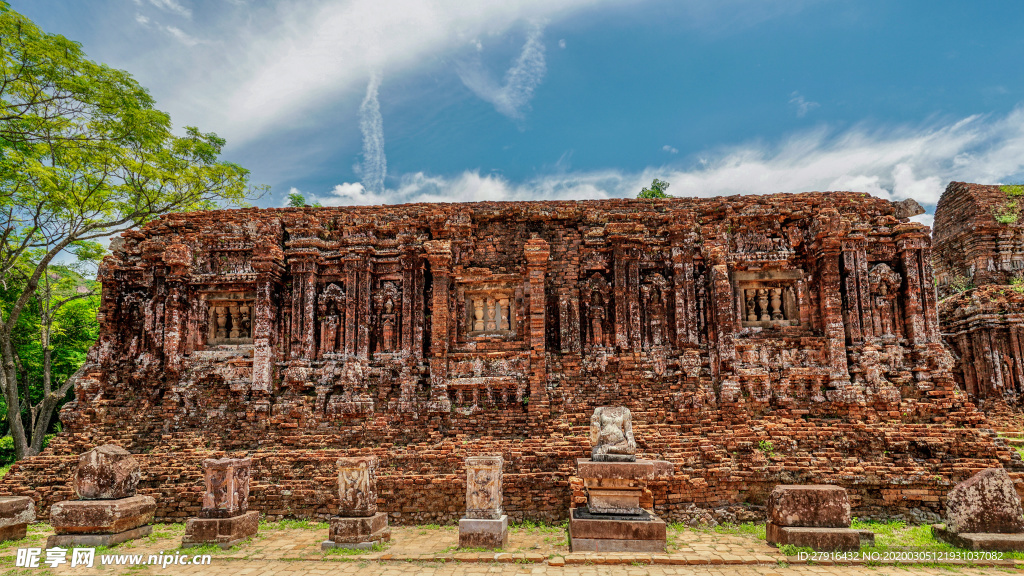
left=260, top=518, right=329, bottom=531
left=0, top=464, right=11, bottom=479
left=713, top=522, right=766, bottom=540
left=512, top=519, right=567, bottom=533
left=324, top=542, right=389, bottom=556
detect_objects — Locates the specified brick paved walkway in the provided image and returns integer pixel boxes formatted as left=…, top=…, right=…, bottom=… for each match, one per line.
left=1, top=522, right=1020, bottom=575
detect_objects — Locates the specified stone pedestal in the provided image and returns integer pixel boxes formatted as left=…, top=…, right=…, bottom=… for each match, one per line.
left=183, top=458, right=257, bottom=549
left=322, top=456, right=390, bottom=550
left=766, top=485, right=860, bottom=552
left=932, top=468, right=1024, bottom=551
left=47, top=445, right=155, bottom=547
left=47, top=495, right=156, bottom=547
left=568, top=457, right=671, bottom=553
left=0, top=497, right=35, bottom=542
left=459, top=455, right=507, bottom=549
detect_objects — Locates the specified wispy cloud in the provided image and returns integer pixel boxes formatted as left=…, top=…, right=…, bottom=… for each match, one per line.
left=457, top=24, right=547, bottom=120
left=789, top=91, right=819, bottom=118
left=308, top=106, right=1024, bottom=211
left=357, top=72, right=387, bottom=195
left=149, top=0, right=192, bottom=18
left=662, top=145, right=679, bottom=154
left=164, top=25, right=200, bottom=47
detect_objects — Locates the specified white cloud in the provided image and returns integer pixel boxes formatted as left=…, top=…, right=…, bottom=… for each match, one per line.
left=457, top=24, right=547, bottom=120
left=164, top=25, right=201, bottom=47
left=358, top=72, right=387, bottom=195
left=789, top=91, right=819, bottom=118
left=135, top=14, right=150, bottom=25
left=308, top=106, right=1024, bottom=210
left=662, top=145, right=679, bottom=154
left=201, top=1, right=606, bottom=142
left=558, top=38, right=566, bottom=49
left=149, top=0, right=192, bottom=18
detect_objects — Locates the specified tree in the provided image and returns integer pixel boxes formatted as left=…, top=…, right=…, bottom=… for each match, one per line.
left=0, top=5, right=263, bottom=458
left=637, top=178, right=671, bottom=199
left=286, top=191, right=321, bottom=208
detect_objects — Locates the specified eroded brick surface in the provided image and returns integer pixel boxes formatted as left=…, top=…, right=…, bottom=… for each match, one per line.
left=0, top=194, right=1015, bottom=524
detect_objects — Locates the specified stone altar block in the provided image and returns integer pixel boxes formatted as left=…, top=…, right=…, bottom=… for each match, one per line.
left=48, top=445, right=155, bottom=548
left=459, top=455, right=507, bottom=548
left=570, top=408, right=672, bottom=553
left=322, top=456, right=391, bottom=550
left=932, top=468, right=1024, bottom=551
left=766, top=485, right=863, bottom=551
left=183, top=457, right=258, bottom=549
left=0, top=497, right=35, bottom=541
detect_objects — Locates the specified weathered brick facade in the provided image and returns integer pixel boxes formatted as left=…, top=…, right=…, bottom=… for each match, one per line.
left=2, top=193, right=1017, bottom=525
left=935, top=182, right=1024, bottom=412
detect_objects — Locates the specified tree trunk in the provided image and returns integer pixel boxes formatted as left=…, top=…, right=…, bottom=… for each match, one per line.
left=0, top=333, right=29, bottom=460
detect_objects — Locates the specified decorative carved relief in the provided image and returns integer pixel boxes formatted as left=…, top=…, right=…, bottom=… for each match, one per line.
left=869, top=263, right=903, bottom=338
left=582, top=272, right=613, bottom=349
left=336, top=456, right=378, bottom=517
left=200, top=457, right=251, bottom=519
left=318, top=283, right=347, bottom=357
left=373, top=281, right=401, bottom=353
left=207, top=293, right=255, bottom=345
left=465, top=455, right=503, bottom=520
left=734, top=271, right=802, bottom=329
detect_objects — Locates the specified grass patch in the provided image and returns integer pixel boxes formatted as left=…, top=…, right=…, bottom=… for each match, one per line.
left=778, top=544, right=812, bottom=556
left=713, top=522, right=767, bottom=540
left=261, top=518, right=329, bottom=531
left=512, top=519, right=567, bottom=533
left=324, top=542, right=389, bottom=556
left=0, top=464, right=10, bottom=480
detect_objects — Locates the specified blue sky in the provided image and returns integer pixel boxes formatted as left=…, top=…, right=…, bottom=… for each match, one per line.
left=14, top=0, right=1024, bottom=226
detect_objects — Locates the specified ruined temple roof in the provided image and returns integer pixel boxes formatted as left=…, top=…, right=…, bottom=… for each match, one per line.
left=934, top=181, right=1014, bottom=244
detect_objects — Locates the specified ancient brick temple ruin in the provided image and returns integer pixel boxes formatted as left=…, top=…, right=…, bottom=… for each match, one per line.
left=2, top=193, right=1018, bottom=525
left=935, top=182, right=1024, bottom=413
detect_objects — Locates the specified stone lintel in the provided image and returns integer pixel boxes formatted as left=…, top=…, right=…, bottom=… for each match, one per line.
left=576, top=459, right=672, bottom=481
left=569, top=510, right=666, bottom=541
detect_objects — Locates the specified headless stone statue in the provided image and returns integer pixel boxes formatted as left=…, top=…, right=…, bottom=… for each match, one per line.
left=590, top=406, right=637, bottom=462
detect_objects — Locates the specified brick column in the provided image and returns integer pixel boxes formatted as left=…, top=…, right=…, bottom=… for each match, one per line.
left=525, top=237, right=550, bottom=412
left=425, top=240, right=453, bottom=413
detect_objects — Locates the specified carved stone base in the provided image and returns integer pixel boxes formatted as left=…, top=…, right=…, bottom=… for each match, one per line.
left=46, top=525, right=152, bottom=548
left=321, top=512, right=391, bottom=549
left=568, top=508, right=665, bottom=553
left=459, top=515, right=508, bottom=549
left=182, top=511, right=259, bottom=548
left=932, top=524, right=1024, bottom=552
left=766, top=523, right=860, bottom=551
left=50, top=495, right=156, bottom=535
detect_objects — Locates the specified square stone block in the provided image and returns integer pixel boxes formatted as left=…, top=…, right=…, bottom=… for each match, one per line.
left=46, top=525, right=152, bottom=548
left=326, top=512, right=390, bottom=544
left=766, top=522, right=860, bottom=551
left=0, top=496, right=35, bottom=529
left=945, top=468, right=1024, bottom=534
left=586, top=488, right=643, bottom=515
left=568, top=508, right=666, bottom=553
left=0, top=523, right=27, bottom=542
left=932, top=524, right=1024, bottom=552
left=75, top=445, right=140, bottom=500
left=50, top=495, right=156, bottom=535
left=182, top=510, right=259, bottom=548
left=768, top=485, right=851, bottom=528
left=459, top=515, right=508, bottom=549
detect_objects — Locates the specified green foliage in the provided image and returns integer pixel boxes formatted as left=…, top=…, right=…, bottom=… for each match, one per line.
left=778, top=544, right=811, bottom=556
left=1001, top=184, right=1024, bottom=198
left=713, top=522, right=766, bottom=540
left=637, top=178, right=671, bottom=199
left=995, top=184, right=1024, bottom=224
left=949, top=275, right=974, bottom=294
left=0, top=5, right=263, bottom=459
left=286, top=191, right=321, bottom=208
left=758, top=439, right=775, bottom=456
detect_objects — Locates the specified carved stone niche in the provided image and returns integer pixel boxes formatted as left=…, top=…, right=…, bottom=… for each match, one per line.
left=463, top=285, right=517, bottom=339
left=733, top=270, right=802, bottom=329
left=207, top=292, right=255, bottom=345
